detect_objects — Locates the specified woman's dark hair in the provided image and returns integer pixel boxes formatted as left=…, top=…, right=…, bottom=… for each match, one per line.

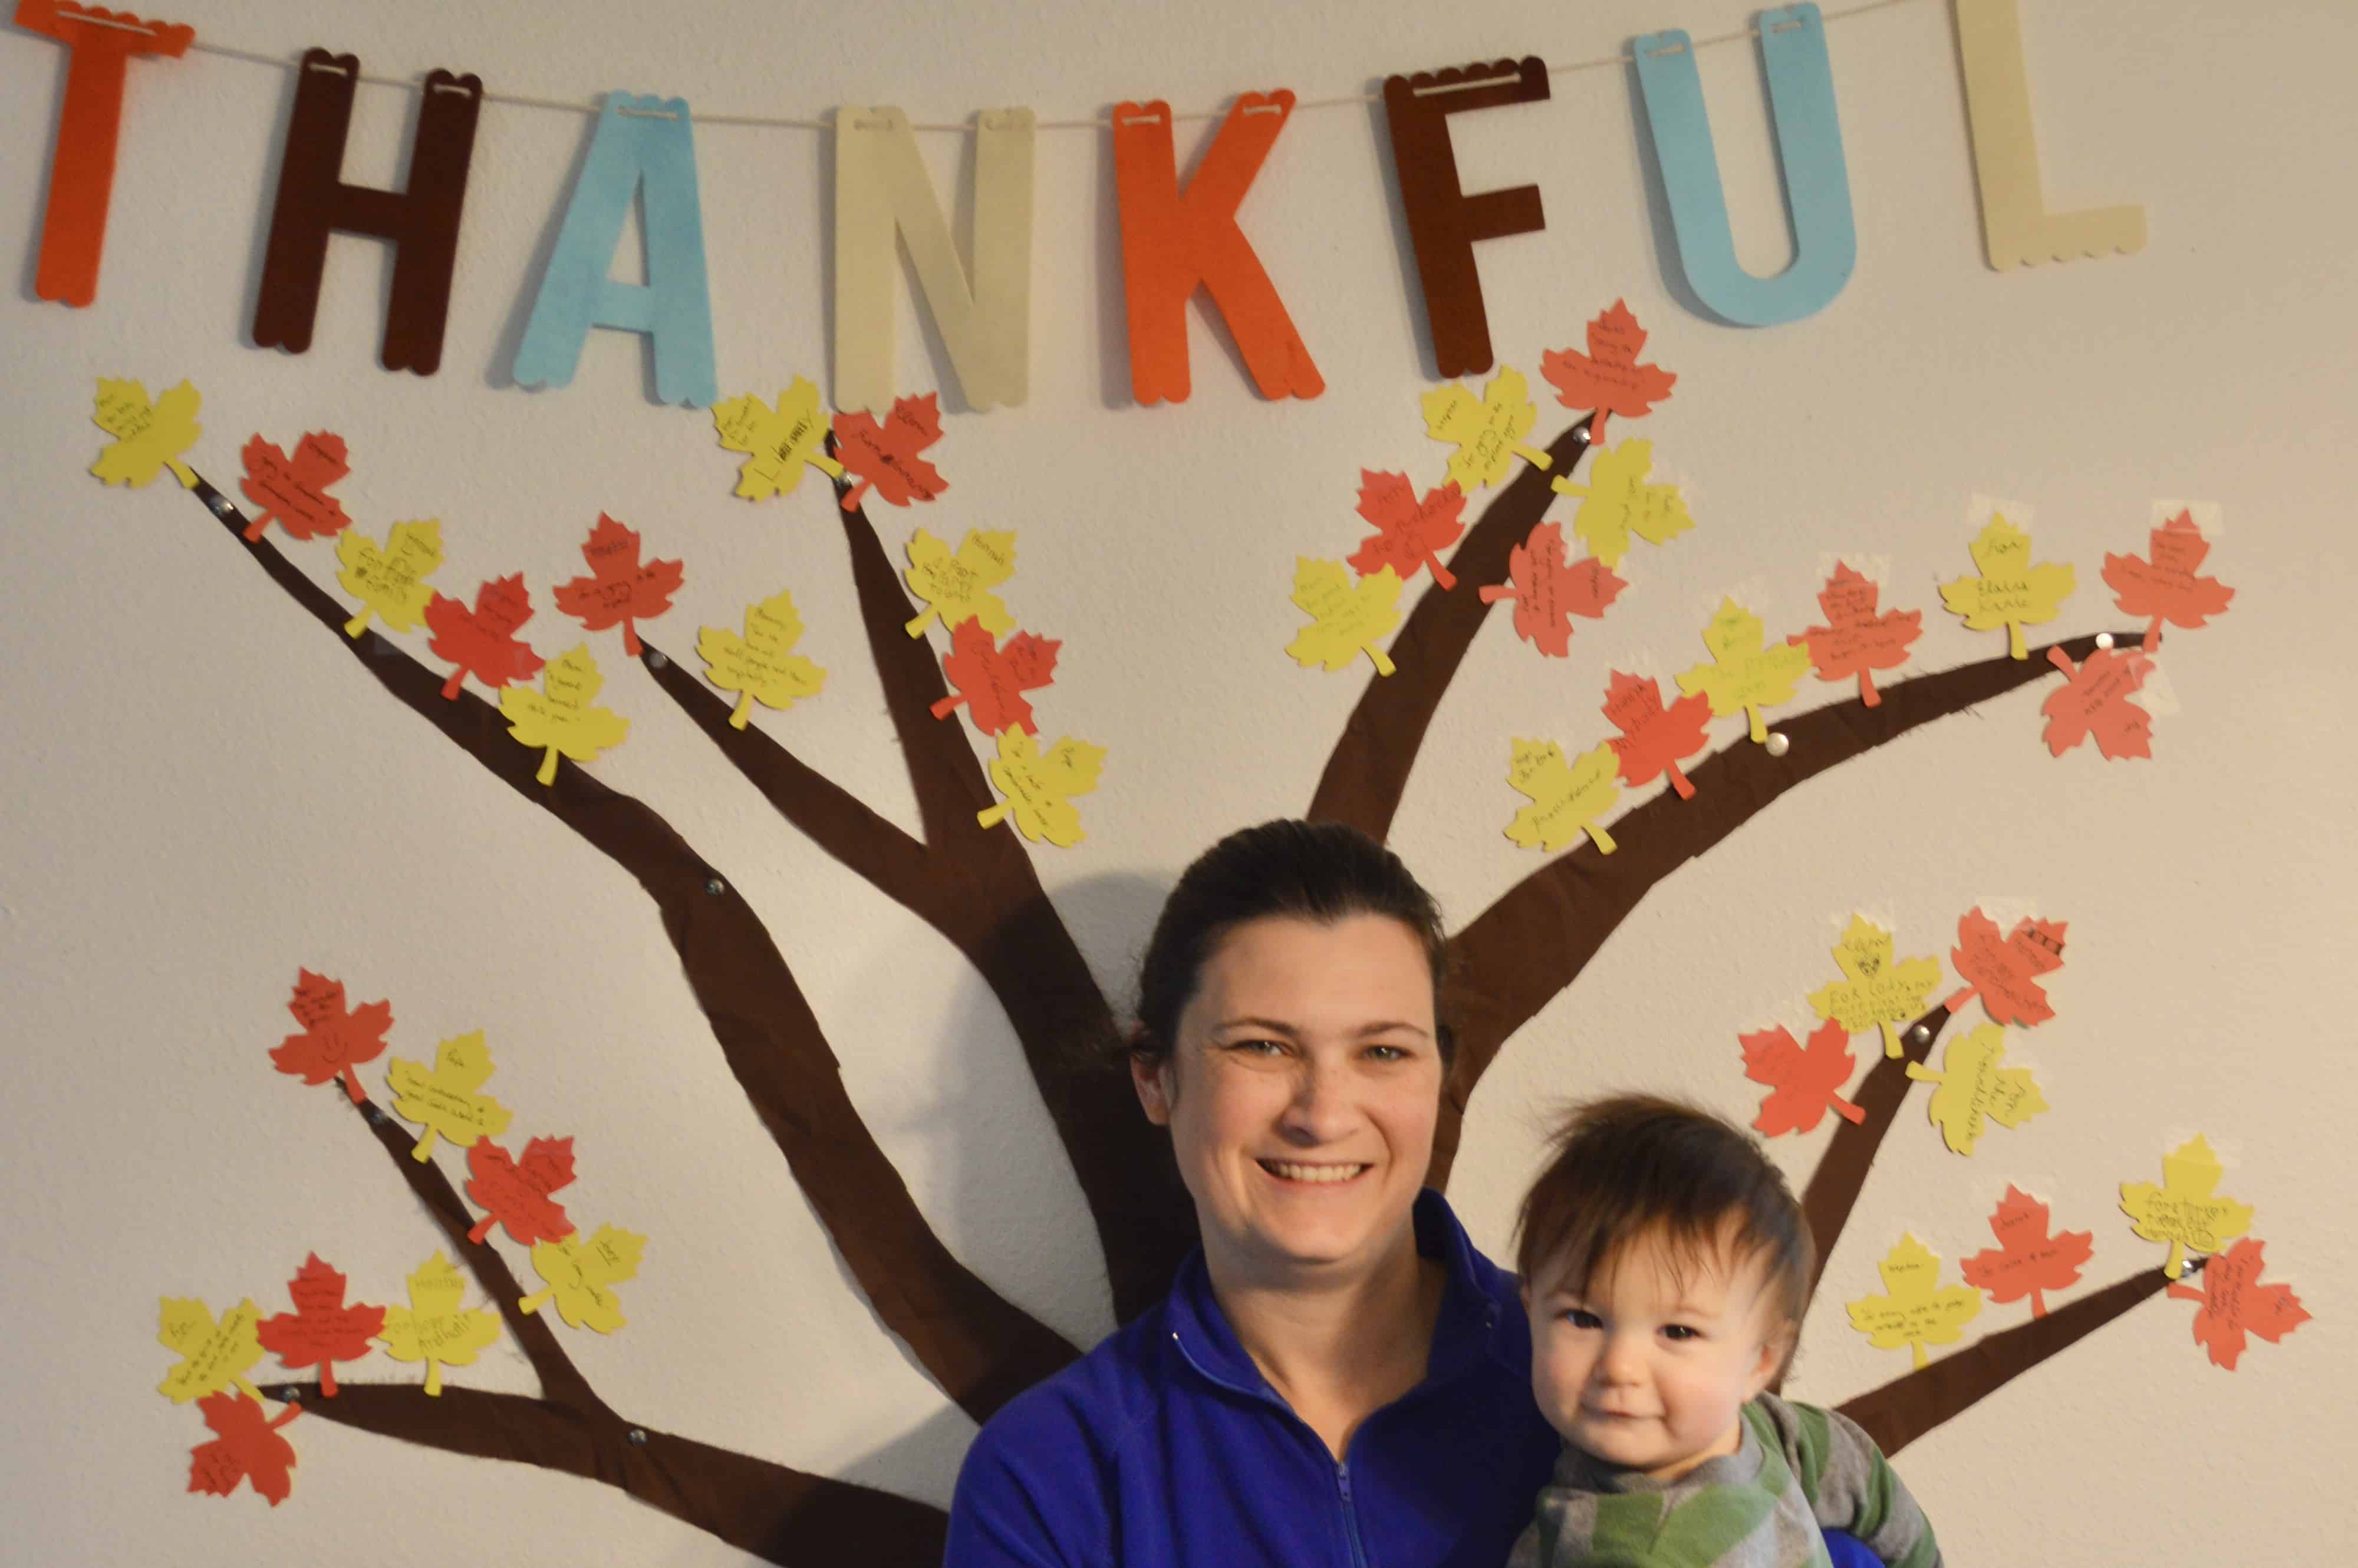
left=1130, top=819, right=1453, bottom=1070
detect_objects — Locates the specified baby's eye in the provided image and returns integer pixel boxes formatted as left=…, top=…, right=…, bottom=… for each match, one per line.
left=1661, top=1323, right=1701, bottom=1342
left=1563, top=1309, right=1603, bottom=1330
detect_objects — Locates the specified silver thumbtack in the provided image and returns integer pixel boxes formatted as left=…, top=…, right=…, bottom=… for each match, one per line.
left=1764, top=732, right=1790, bottom=758
left=364, top=1103, right=387, bottom=1125
left=647, top=650, right=668, bottom=670
left=2094, top=633, right=2115, bottom=651
left=627, top=1428, right=648, bottom=1445
left=704, top=877, right=725, bottom=897
left=1908, top=1025, right=1931, bottom=1045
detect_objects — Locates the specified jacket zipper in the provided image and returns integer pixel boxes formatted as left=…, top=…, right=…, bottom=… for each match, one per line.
left=1171, top=1332, right=1373, bottom=1568
left=1335, top=1458, right=1371, bottom=1568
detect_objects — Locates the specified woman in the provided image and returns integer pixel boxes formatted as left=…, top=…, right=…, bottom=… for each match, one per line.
left=946, top=821, right=1871, bottom=1567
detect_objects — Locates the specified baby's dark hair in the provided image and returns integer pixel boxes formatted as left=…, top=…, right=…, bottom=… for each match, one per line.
left=1515, top=1093, right=1813, bottom=1334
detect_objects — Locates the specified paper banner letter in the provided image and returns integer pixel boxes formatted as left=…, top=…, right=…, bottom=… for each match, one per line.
left=697, top=591, right=826, bottom=728
left=1351, top=471, right=1465, bottom=589
left=977, top=730, right=1105, bottom=848
left=424, top=574, right=543, bottom=698
left=835, top=106, right=1032, bottom=413
left=89, top=376, right=198, bottom=488
left=1110, top=92, right=1323, bottom=404
left=16, top=0, right=193, bottom=307
left=1940, top=512, right=2075, bottom=659
left=1541, top=298, right=1677, bottom=448
left=1905, top=1022, right=2049, bottom=1155
left=2120, top=1134, right=2253, bottom=1279
left=1961, top=1185, right=2092, bottom=1319
left=251, top=50, right=482, bottom=374
left=255, top=1254, right=384, bottom=1396
left=2168, top=1237, right=2310, bottom=1371
left=904, top=528, right=1016, bottom=638
left=1741, top=1019, right=1865, bottom=1136
left=268, top=968, right=391, bottom=1102
left=1845, top=1234, right=1982, bottom=1369
left=187, top=1392, right=299, bottom=1505
left=1381, top=58, right=1548, bottom=378
left=1550, top=437, right=1692, bottom=568
left=712, top=378, right=841, bottom=500
left=156, top=1297, right=265, bottom=1404
left=1676, top=597, right=1810, bottom=743
left=2103, top=509, right=2234, bottom=651
left=521, top=1224, right=646, bottom=1333
left=501, top=644, right=631, bottom=785
left=386, top=1030, right=512, bottom=1161
left=1602, top=670, right=1710, bottom=800
left=1481, top=521, right=1624, bottom=658
left=1503, top=738, right=1622, bottom=855
left=336, top=519, right=443, bottom=637
left=465, top=1135, right=577, bottom=1246
left=837, top=393, right=947, bottom=512
left=513, top=93, right=717, bottom=406
left=932, top=618, right=1058, bottom=736
left=237, top=431, right=351, bottom=542
left=1809, top=915, right=1941, bottom=1059
left=553, top=513, right=683, bottom=657
left=1793, top=563, right=1920, bottom=707
left=376, top=1252, right=500, bottom=1395
left=1946, top=907, right=2066, bottom=1026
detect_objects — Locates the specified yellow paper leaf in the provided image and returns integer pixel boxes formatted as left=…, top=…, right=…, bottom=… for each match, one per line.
left=1939, top=513, right=2077, bottom=659
left=156, top=1297, right=265, bottom=1404
left=1286, top=558, right=1403, bottom=676
left=697, top=591, right=827, bottom=728
left=500, top=644, right=631, bottom=786
left=1503, top=739, right=1622, bottom=854
left=1845, top=1234, right=1983, bottom=1368
left=376, top=1253, right=502, bottom=1396
left=977, top=729, right=1105, bottom=848
left=2120, top=1134, right=2254, bottom=1279
left=1421, top=365, right=1552, bottom=490
left=904, top=527, right=1017, bottom=638
left=520, top=1224, right=647, bottom=1334
left=335, top=520, right=445, bottom=638
left=1904, top=1023, right=2049, bottom=1155
left=90, top=377, right=201, bottom=489
left=1675, top=597, right=1813, bottom=743
left=1547, top=437, right=1694, bottom=568
left=712, top=378, right=843, bottom=500
left=386, top=1030, right=512, bottom=1162
left=1809, top=915, right=1945, bottom=1059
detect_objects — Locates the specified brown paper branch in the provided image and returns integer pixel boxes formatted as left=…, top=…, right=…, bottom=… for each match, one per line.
left=1796, top=1001, right=1955, bottom=1306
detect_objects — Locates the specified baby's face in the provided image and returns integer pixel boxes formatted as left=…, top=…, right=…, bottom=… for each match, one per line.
left=1524, top=1223, right=1787, bottom=1483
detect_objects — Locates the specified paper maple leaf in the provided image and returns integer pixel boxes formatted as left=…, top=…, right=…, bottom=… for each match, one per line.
left=904, top=527, right=1017, bottom=638
left=2167, top=1237, right=2309, bottom=1370
left=1349, top=470, right=1467, bottom=589
left=1540, top=298, right=1677, bottom=447
left=157, top=1297, right=265, bottom=1404
left=2103, top=510, right=2235, bottom=652
left=1946, top=907, right=2066, bottom=1027
left=1675, top=598, right=1812, bottom=744
left=267, top=968, right=392, bottom=1103
left=1287, top=559, right=1404, bottom=676
left=386, top=1030, right=512, bottom=1162
left=501, top=644, right=631, bottom=786
left=2120, top=1134, right=2254, bottom=1279
left=712, top=377, right=842, bottom=500
left=336, top=519, right=443, bottom=638
left=1809, top=915, right=1942, bottom=1059
left=255, top=1253, right=384, bottom=1397
left=1600, top=670, right=1711, bottom=800
left=553, top=513, right=684, bottom=658
left=931, top=617, right=1060, bottom=736
left=238, top=431, right=351, bottom=543
left=977, top=730, right=1106, bottom=848
left=1905, top=1023, right=2049, bottom=1155
left=521, top=1224, right=647, bottom=1334
left=187, top=1392, right=299, bottom=1506
left=697, top=591, right=827, bottom=729
left=1740, top=1019, right=1864, bottom=1137
left=376, top=1253, right=501, bottom=1396
left=836, top=393, right=947, bottom=512
left=1503, top=739, right=1622, bottom=855
left=90, top=376, right=200, bottom=489
left=1845, top=1234, right=1982, bottom=1369
left=1549, top=438, right=1693, bottom=570
left=1939, top=513, right=2076, bottom=660
left=2041, top=644, right=2154, bottom=759
left=1422, top=365, right=1552, bottom=490
left=1792, top=563, right=1921, bottom=707
left=425, top=575, right=544, bottom=699
left=466, top=1135, right=578, bottom=1246
left=1479, top=521, right=1625, bottom=657
left=1961, top=1185, right=2093, bottom=1319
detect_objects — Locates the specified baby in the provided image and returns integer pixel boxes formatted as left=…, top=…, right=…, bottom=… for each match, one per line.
left=1507, top=1095, right=1939, bottom=1568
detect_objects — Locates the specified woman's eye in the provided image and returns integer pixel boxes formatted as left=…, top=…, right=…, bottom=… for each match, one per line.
left=1364, top=1043, right=1409, bottom=1062
left=1563, top=1309, right=1603, bottom=1330
left=1229, top=1038, right=1285, bottom=1056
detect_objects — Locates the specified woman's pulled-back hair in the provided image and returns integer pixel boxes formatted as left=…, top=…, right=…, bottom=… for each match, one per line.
left=1131, top=819, right=1452, bottom=1070
left=1515, top=1093, right=1813, bottom=1333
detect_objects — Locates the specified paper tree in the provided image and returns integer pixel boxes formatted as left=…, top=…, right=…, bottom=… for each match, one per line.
left=1809, top=916, right=1942, bottom=1060
left=712, top=377, right=842, bottom=500
left=376, top=1253, right=501, bottom=1396
left=90, top=376, right=200, bottom=488
left=1740, top=1019, right=1865, bottom=1136
left=1905, top=1023, right=2050, bottom=1155
left=1287, top=559, right=1404, bottom=676
left=1423, top=365, right=1550, bottom=489
left=1961, top=1186, right=2093, bottom=1319
left=1503, top=739, right=1622, bottom=854
left=2120, top=1134, right=2254, bottom=1279
left=1350, top=470, right=1466, bottom=589
left=904, top=528, right=1016, bottom=638
left=1676, top=598, right=1810, bottom=743
left=1939, top=513, right=2075, bottom=659
left=386, top=1030, right=513, bottom=1162
left=698, top=591, right=828, bottom=729
left=1549, top=437, right=1693, bottom=569
left=501, top=644, right=631, bottom=786
left=2103, top=510, right=2234, bottom=651
left=1846, top=1235, right=1983, bottom=1369
left=1480, top=522, right=1625, bottom=657
left=336, top=521, right=444, bottom=638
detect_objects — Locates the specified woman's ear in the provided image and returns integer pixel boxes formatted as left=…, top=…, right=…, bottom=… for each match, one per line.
left=1129, top=1048, right=1175, bottom=1125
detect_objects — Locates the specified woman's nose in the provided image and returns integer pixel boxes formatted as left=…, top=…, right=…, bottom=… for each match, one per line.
left=1279, top=1059, right=1354, bottom=1142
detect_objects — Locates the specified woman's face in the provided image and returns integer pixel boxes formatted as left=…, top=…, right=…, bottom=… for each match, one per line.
left=1134, top=913, right=1443, bottom=1285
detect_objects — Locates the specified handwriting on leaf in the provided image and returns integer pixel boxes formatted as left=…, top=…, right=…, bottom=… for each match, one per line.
left=1350, top=470, right=1466, bottom=589
left=386, top=1030, right=512, bottom=1162
left=2041, top=644, right=2153, bottom=759
left=1601, top=669, right=1711, bottom=801
left=1741, top=1019, right=1864, bottom=1137
left=157, top=1297, right=265, bottom=1404
left=521, top=1223, right=646, bottom=1334
left=187, top=1392, right=299, bottom=1506
left=978, top=730, right=1105, bottom=848
left=1422, top=365, right=1550, bottom=490
left=238, top=432, right=351, bottom=542
left=255, top=1253, right=384, bottom=1397
left=1540, top=298, right=1677, bottom=447
left=1504, top=739, right=1622, bottom=855
left=336, top=520, right=443, bottom=638
left=1809, top=915, right=1942, bottom=1059
left=1675, top=598, right=1811, bottom=744
left=502, top=644, right=630, bottom=786
left=1793, top=563, right=1921, bottom=707
left=90, top=377, right=200, bottom=488
left=1550, top=437, right=1692, bottom=570
left=2120, top=1134, right=2254, bottom=1279
left=932, top=618, right=1059, bottom=736
left=698, top=591, right=826, bottom=729
left=425, top=574, right=544, bottom=699
left=554, top=513, right=683, bottom=658
left=466, top=1135, right=578, bottom=1247
left=1947, top=908, right=2066, bottom=1027
left=1939, top=513, right=2075, bottom=659
left=2168, top=1237, right=2309, bottom=1370
left=1961, top=1185, right=2092, bottom=1319
left=268, top=968, right=391, bottom=1103
left=1846, top=1234, right=1982, bottom=1369
left=904, top=527, right=1016, bottom=638
left=1905, top=1023, right=2049, bottom=1155
left=1480, top=521, right=1625, bottom=657
left=2104, top=509, right=2234, bottom=652
left=375, top=1252, right=500, bottom=1396
left=837, top=392, right=946, bottom=512
left=1287, top=559, right=1404, bottom=676
left=712, top=377, right=841, bottom=500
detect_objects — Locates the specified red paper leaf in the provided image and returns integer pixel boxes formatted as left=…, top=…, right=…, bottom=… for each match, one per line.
left=2102, top=510, right=2235, bottom=652
left=1477, top=521, right=1625, bottom=657
left=836, top=393, right=946, bottom=512
left=267, top=969, right=392, bottom=1103
left=1791, top=562, right=1922, bottom=707
left=930, top=617, right=1062, bottom=736
left=1960, top=1184, right=2094, bottom=1318
left=1600, top=669, right=1712, bottom=800
left=2040, top=645, right=2154, bottom=760
left=1539, top=298, right=1677, bottom=445
left=1348, top=471, right=1467, bottom=589
left=553, top=513, right=684, bottom=658
left=238, top=431, right=351, bottom=543
left=255, top=1253, right=386, bottom=1398
left=2168, top=1237, right=2311, bottom=1371
left=1740, top=1019, right=1865, bottom=1137
left=1948, top=908, right=2066, bottom=1027
left=424, top=574, right=545, bottom=700
left=465, top=1134, right=578, bottom=1247
left=187, top=1392, right=299, bottom=1505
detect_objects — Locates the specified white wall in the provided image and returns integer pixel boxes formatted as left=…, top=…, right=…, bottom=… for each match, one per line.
left=2, top=0, right=2348, bottom=1561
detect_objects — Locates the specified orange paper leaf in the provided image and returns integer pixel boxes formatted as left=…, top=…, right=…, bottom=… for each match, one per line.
left=1540, top=297, right=1677, bottom=447
left=2041, top=644, right=2154, bottom=759
left=2103, top=510, right=2234, bottom=652
left=835, top=393, right=946, bottom=511
left=465, top=1135, right=578, bottom=1247
left=1961, top=1185, right=2092, bottom=1319
left=266, top=968, right=391, bottom=1103
left=1349, top=470, right=1466, bottom=589
left=552, top=513, right=684, bottom=658
left=1740, top=1019, right=1865, bottom=1136
left=1601, top=668, right=1711, bottom=800
left=238, top=431, right=351, bottom=543
left=930, top=617, right=1061, bottom=736
left=1946, top=907, right=2066, bottom=1027
left=2167, top=1237, right=2310, bottom=1370
left=1478, top=521, right=1625, bottom=657
left=255, top=1253, right=384, bottom=1397
left=424, top=575, right=544, bottom=700
left=1791, top=562, right=1921, bottom=707
left=187, top=1392, right=299, bottom=1506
